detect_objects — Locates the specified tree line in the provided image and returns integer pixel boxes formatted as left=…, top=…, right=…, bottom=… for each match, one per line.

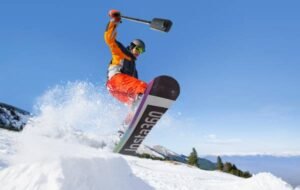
left=188, top=148, right=252, bottom=178
left=137, top=147, right=253, bottom=179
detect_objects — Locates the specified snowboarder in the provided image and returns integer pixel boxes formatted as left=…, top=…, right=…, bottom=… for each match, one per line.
left=104, top=10, right=147, bottom=108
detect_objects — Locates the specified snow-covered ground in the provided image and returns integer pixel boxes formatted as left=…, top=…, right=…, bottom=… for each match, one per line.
left=0, top=82, right=296, bottom=190
left=0, top=129, right=294, bottom=190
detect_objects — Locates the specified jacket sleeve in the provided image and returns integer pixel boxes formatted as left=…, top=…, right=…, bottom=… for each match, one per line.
left=104, top=21, right=132, bottom=66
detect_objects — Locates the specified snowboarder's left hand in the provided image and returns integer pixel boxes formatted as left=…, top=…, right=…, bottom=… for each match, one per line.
left=109, top=9, right=121, bottom=23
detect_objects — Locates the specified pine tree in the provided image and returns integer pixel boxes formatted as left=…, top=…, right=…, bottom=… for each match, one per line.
left=187, top=148, right=200, bottom=168
left=232, top=164, right=237, bottom=171
left=237, top=169, right=243, bottom=177
left=216, top=158, right=252, bottom=178
left=223, top=162, right=233, bottom=173
left=243, top=171, right=252, bottom=178
left=216, top=156, right=224, bottom=170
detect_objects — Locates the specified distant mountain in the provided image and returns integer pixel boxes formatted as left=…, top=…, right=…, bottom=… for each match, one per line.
left=205, top=155, right=300, bottom=187
left=0, top=102, right=31, bottom=131
left=152, top=145, right=187, bottom=163
left=198, top=157, right=217, bottom=170
left=136, top=144, right=165, bottom=159
left=137, top=144, right=216, bottom=170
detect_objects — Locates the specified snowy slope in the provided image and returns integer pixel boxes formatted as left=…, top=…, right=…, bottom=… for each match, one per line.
left=0, top=134, right=293, bottom=190
left=0, top=82, right=295, bottom=190
left=0, top=129, right=294, bottom=190
left=205, top=155, right=300, bottom=187
left=0, top=153, right=152, bottom=190
left=128, top=157, right=293, bottom=190
left=136, top=144, right=165, bottom=159
left=137, top=144, right=216, bottom=170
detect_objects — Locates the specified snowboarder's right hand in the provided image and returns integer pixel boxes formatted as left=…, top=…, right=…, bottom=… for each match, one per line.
left=109, top=10, right=121, bottom=23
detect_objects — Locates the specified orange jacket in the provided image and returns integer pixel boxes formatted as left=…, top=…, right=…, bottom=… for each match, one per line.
left=104, top=21, right=137, bottom=79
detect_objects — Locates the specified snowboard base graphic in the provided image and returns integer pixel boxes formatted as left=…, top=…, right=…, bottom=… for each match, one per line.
left=114, top=75, right=180, bottom=156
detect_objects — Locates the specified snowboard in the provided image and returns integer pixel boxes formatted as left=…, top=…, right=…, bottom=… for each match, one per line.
left=114, top=75, right=180, bottom=156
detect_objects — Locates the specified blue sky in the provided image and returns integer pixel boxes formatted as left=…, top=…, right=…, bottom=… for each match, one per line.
left=1, top=0, right=300, bottom=155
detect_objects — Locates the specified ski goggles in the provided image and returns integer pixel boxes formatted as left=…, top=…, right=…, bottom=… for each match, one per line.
left=135, top=46, right=145, bottom=54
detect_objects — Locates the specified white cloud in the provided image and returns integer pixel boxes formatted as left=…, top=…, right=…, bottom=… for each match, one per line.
left=204, top=134, right=242, bottom=145
left=204, top=151, right=300, bottom=157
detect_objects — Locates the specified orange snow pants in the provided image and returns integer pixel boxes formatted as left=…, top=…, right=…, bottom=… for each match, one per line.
left=106, top=73, right=147, bottom=105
